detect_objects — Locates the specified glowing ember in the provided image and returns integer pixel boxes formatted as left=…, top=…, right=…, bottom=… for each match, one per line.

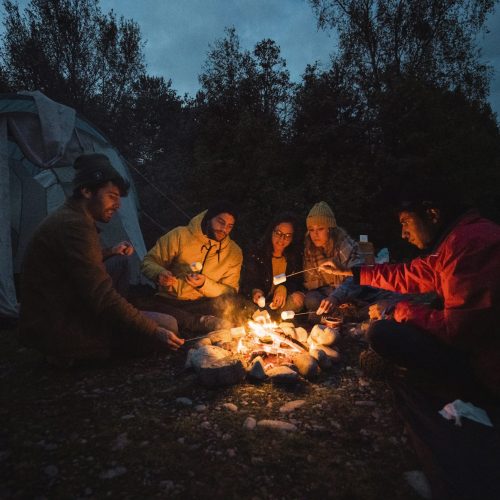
left=232, top=315, right=306, bottom=362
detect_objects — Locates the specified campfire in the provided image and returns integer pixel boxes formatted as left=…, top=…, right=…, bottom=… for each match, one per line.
left=185, top=311, right=342, bottom=387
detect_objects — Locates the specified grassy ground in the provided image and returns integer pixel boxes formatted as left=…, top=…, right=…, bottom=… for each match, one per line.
left=0, top=326, right=422, bottom=499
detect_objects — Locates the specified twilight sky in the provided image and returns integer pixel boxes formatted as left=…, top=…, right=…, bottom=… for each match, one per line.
left=97, top=0, right=500, bottom=117
left=4, top=0, right=500, bottom=116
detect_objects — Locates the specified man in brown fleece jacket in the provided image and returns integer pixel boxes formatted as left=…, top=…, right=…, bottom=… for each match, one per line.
left=19, top=153, right=184, bottom=365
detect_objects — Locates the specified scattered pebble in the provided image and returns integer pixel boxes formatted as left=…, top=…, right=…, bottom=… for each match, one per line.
left=243, top=417, right=257, bottom=430
left=176, top=397, right=193, bottom=406
left=404, top=470, right=432, bottom=499
left=43, top=465, right=58, bottom=477
left=195, top=404, right=207, bottom=412
left=279, top=400, right=306, bottom=413
left=222, top=403, right=238, bottom=412
left=112, top=433, right=129, bottom=451
left=257, top=420, right=297, bottom=432
left=100, top=466, right=127, bottom=479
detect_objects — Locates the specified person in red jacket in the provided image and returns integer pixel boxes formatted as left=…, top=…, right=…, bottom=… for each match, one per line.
left=319, top=190, right=500, bottom=395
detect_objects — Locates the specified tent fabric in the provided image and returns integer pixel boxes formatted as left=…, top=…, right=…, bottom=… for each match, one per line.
left=0, top=92, right=148, bottom=318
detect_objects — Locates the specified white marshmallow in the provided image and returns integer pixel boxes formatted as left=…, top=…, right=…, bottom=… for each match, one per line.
left=281, top=310, right=295, bottom=320
left=257, top=296, right=266, bottom=308
left=190, top=261, right=203, bottom=272
left=273, top=273, right=287, bottom=285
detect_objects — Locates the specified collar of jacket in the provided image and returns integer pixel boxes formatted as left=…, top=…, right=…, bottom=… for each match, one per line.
left=64, top=198, right=101, bottom=233
left=188, top=210, right=232, bottom=251
left=428, top=209, right=481, bottom=254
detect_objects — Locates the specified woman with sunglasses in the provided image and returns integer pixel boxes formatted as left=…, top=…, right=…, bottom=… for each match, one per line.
left=241, top=212, right=304, bottom=318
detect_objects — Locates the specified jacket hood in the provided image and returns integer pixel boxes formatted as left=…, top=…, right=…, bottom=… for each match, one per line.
left=188, top=210, right=233, bottom=251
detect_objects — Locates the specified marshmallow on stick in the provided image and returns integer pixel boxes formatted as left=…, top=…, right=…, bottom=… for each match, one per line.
left=272, top=265, right=324, bottom=286
left=257, top=296, right=266, bottom=308
left=190, top=261, right=203, bottom=272
left=273, top=273, right=287, bottom=285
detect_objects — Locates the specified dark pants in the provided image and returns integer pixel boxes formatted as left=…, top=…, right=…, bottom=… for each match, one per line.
left=104, top=254, right=130, bottom=297
left=134, top=294, right=251, bottom=333
left=367, top=319, right=471, bottom=383
left=110, top=310, right=179, bottom=357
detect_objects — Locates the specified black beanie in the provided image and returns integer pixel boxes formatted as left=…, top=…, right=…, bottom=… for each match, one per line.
left=72, top=153, right=124, bottom=189
left=204, top=200, right=239, bottom=222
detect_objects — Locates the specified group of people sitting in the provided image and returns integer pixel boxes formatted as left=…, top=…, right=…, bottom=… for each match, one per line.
left=18, top=153, right=500, bottom=398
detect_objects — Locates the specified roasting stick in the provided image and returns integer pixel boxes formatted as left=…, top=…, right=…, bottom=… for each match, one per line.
left=273, top=265, right=352, bottom=285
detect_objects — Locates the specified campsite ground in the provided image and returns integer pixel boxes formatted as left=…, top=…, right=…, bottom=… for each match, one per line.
left=0, top=325, right=423, bottom=500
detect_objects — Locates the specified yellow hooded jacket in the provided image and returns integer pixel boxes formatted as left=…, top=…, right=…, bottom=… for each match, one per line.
left=141, top=210, right=243, bottom=300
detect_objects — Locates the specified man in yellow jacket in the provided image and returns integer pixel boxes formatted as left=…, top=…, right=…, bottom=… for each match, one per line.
left=141, top=201, right=243, bottom=332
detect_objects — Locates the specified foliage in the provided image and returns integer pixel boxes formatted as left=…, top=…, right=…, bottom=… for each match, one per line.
left=0, top=1, right=499, bottom=253
left=308, top=0, right=496, bottom=103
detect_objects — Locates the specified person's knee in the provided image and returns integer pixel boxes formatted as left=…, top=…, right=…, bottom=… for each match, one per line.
left=141, top=311, right=179, bottom=334
left=366, top=320, right=393, bottom=353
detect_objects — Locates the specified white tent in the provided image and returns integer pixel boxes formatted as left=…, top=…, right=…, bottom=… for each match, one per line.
left=0, top=91, right=147, bottom=319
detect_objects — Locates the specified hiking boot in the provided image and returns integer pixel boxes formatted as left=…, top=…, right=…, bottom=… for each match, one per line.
left=359, top=348, right=395, bottom=379
left=199, top=315, right=233, bottom=332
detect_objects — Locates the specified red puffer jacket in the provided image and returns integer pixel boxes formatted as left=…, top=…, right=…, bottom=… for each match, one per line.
left=360, top=211, right=500, bottom=349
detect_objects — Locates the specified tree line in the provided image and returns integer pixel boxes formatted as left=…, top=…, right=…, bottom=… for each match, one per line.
left=1, top=0, right=499, bottom=256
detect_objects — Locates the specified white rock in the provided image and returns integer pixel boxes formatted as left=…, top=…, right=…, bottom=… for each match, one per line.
left=195, top=404, right=207, bottom=412
left=248, top=356, right=267, bottom=380
left=198, top=357, right=246, bottom=387
left=243, top=417, right=257, bottom=430
left=309, top=324, right=337, bottom=346
left=294, top=327, right=308, bottom=344
left=100, top=466, right=127, bottom=479
left=404, top=471, right=432, bottom=499
left=185, top=345, right=231, bottom=370
left=223, top=402, right=238, bottom=412
left=292, top=352, right=320, bottom=379
left=44, top=465, right=59, bottom=477
left=175, top=397, right=193, bottom=406
left=310, top=346, right=340, bottom=369
left=257, top=420, right=297, bottom=432
left=266, top=365, right=299, bottom=385
left=112, top=433, right=129, bottom=451
left=195, top=338, right=212, bottom=348
left=207, top=330, right=232, bottom=344
left=279, top=400, right=306, bottom=413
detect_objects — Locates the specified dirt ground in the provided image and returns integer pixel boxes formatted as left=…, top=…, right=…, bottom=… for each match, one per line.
left=0, top=324, right=423, bottom=499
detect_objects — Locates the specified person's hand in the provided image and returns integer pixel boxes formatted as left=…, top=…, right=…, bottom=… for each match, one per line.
left=185, top=273, right=206, bottom=288
left=368, top=300, right=393, bottom=321
left=270, top=285, right=287, bottom=310
left=252, top=289, right=265, bottom=305
left=316, top=296, right=338, bottom=315
left=156, top=327, right=184, bottom=350
left=318, top=260, right=353, bottom=276
left=158, top=270, right=177, bottom=287
left=112, top=241, right=134, bottom=256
